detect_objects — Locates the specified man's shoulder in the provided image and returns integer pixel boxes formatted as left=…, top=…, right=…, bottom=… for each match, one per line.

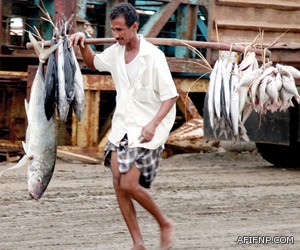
left=140, top=39, right=165, bottom=57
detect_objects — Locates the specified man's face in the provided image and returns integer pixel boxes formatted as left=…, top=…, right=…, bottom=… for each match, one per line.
left=110, top=16, right=137, bottom=45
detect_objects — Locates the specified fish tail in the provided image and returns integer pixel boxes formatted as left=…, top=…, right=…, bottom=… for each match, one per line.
left=28, top=32, right=60, bottom=64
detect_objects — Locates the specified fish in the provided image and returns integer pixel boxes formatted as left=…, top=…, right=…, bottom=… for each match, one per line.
left=221, top=61, right=231, bottom=119
left=276, top=63, right=300, bottom=79
left=63, top=38, right=76, bottom=105
left=265, top=75, right=280, bottom=111
left=230, top=63, right=240, bottom=138
left=0, top=32, right=60, bottom=200
left=70, top=47, right=85, bottom=121
left=257, top=75, right=270, bottom=114
left=238, top=68, right=263, bottom=89
left=44, top=38, right=58, bottom=120
left=57, top=36, right=70, bottom=122
left=208, top=60, right=219, bottom=129
left=214, top=60, right=223, bottom=120
left=239, top=51, right=256, bottom=72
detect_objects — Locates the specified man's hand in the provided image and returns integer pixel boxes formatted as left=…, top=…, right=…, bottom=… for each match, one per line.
left=68, top=32, right=86, bottom=48
left=139, top=122, right=157, bottom=143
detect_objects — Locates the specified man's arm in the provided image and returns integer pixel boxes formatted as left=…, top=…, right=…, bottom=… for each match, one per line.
left=68, top=32, right=96, bottom=70
left=139, top=96, right=178, bottom=143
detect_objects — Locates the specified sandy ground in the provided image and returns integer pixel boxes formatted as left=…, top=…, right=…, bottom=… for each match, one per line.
left=0, top=149, right=299, bottom=250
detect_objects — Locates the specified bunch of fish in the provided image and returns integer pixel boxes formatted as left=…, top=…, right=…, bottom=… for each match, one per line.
left=0, top=19, right=84, bottom=200
left=45, top=21, right=85, bottom=122
left=208, top=51, right=300, bottom=141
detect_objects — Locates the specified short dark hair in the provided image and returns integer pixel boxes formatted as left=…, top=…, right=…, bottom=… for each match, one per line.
left=109, top=2, right=139, bottom=28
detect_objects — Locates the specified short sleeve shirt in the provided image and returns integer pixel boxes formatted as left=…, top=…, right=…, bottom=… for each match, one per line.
left=93, top=35, right=178, bottom=149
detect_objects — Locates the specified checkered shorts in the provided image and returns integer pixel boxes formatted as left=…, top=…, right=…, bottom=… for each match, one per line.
left=104, top=135, right=163, bottom=188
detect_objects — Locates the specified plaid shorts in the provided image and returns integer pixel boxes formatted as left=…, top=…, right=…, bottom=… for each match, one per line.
left=104, top=134, right=163, bottom=188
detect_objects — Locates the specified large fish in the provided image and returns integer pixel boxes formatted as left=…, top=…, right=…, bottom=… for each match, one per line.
left=0, top=32, right=60, bottom=200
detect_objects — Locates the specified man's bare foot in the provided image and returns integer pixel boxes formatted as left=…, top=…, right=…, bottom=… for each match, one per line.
left=160, top=220, right=175, bottom=250
left=131, top=244, right=146, bottom=250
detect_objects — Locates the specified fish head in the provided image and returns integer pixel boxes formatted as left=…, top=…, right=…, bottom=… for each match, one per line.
left=27, top=160, right=55, bottom=200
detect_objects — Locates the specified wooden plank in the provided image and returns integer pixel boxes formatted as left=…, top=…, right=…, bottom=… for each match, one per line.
left=71, top=89, right=100, bottom=147
left=215, top=19, right=300, bottom=33
left=57, top=149, right=101, bottom=164
left=160, top=0, right=209, bottom=5
left=0, top=70, right=28, bottom=81
left=166, top=57, right=211, bottom=74
left=216, top=0, right=300, bottom=10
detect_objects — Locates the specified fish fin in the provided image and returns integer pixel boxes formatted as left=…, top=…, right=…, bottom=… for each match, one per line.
left=24, top=99, right=31, bottom=125
left=41, top=42, right=60, bottom=63
left=28, top=32, right=43, bottom=57
left=28, top=31, right=61, bottom=64
left=22, top=141, right=28, bottom=155
left=0, top=155, right=31, bottom=178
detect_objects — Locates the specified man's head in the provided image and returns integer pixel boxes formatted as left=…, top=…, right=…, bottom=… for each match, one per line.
left=109, top=3, right=139, bottom=45
left=110, top=2, right=139, bottom=28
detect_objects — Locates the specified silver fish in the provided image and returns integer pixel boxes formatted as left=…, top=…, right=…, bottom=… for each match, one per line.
left=44, top=38, right=58, bottom=120
left=230, top=63, right=240, bottom=138
left=0, top=32, right=60, bottom=200
left=208, top=60, right=219, bottom=129
left=57, top=36, right=70, bottom=122
left=70, top=47, right=85, bottom=121
left=63, top=38, right=76, bottom=104
left=214, top=59, right=223, bottom=120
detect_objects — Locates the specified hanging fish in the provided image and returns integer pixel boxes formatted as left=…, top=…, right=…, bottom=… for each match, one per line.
left=0, top=32, right=60, bottom=200
left=44, top=38, right=58, bottom=120
left=70, top=47, right=85, bottom=121
left=57, top=35, right=70, bottom=122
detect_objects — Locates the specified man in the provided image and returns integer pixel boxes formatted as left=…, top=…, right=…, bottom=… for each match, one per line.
left=69, top=3, right=178, bottom=250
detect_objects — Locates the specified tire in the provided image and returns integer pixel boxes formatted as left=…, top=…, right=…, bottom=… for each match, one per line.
left=256, top=143, right=300, bottom=167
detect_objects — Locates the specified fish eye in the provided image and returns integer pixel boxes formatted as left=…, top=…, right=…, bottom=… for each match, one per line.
left=37, top=178, right=42, bottom=183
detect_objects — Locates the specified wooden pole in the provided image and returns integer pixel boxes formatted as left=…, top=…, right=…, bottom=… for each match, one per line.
left=26, top=37, right=271, bottom=57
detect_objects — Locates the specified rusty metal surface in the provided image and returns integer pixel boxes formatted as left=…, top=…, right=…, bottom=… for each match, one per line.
left=141, top=0, right=181, bottom=37
left=174, top=77, right=208, bottom=93
left=83, top=74, right=115, bottom=90
left=176, top=91, right=202, bottom=120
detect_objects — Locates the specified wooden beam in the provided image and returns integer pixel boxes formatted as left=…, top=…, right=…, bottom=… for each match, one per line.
left=215, top=19, right=300, bottom=33
left=216, top=0, right=300, bottom=11
left=159, top=0, right=208, bottom=5
left=26, top=37, right=271, bottom=57
left=141, top=0, right=181, bottom=37
left=57, top=149, right=101, bottom=164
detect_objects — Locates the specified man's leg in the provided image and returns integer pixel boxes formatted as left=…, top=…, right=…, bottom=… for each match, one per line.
left=120, top=164, right=175, bottom=250
left=110, top=152, right=146, bottom=250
